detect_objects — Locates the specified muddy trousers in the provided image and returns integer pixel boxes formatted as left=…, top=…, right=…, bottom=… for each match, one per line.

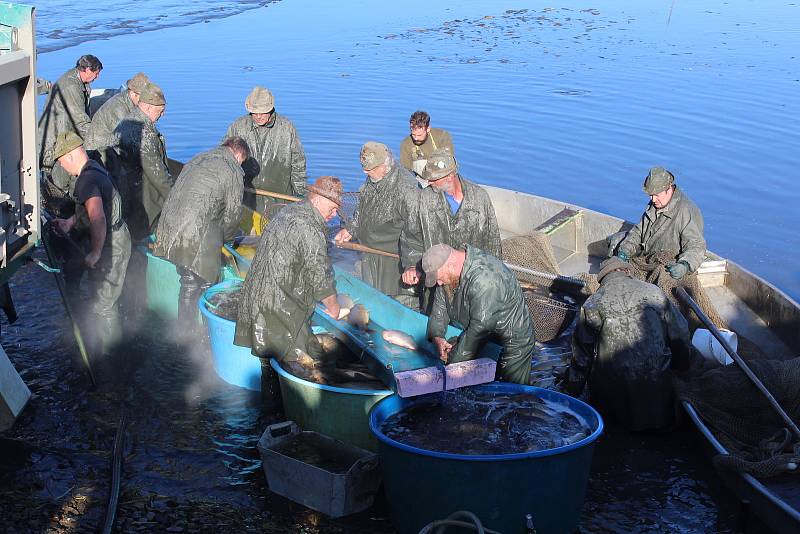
left=88, top=223, right=132, bottom=354
left=176, top=266, right=211, bottom=336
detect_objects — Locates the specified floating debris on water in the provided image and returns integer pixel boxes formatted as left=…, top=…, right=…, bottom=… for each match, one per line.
left=381, top=388, right=591, bottom=454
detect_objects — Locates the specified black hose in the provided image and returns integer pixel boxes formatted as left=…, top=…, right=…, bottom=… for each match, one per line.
left=101, top=413, right=127, bottom=534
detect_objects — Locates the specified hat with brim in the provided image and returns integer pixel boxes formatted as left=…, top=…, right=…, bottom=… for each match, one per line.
left=597, top=257, right=631, bottom=283
left=643, top=167, right=675, bottom=195
left=422, top=149, right=457, bottom=181
left=139, top=82, right=166, bottom=106
left=308, top=175, right=343, bottom=207
left=245, top=86, right=275, bottom=114
left=360, top=141, right=390, bottom=171
left=53, top=131, right=84, bottom=161
left=126, top=72, right=150, bottom=93
left=422, top=243, right=453, bottom=287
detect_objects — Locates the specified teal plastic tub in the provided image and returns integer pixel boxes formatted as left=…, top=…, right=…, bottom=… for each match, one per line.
left=369, top=383, right=603, bottom=534
left=145, top=249, right=180, bottom=320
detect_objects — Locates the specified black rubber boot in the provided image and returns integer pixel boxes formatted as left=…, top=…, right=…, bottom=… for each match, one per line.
left=177, top=267, right=211, bottom=342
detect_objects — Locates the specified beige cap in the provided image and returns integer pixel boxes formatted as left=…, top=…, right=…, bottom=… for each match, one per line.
left=422, top=243, right=454, bottom=287
left=360, top=141, right=390, bottom=171
left=139, top=82, right=166, bottom=106
left=245, top=86, right=274, bottom=114
left=53, top=131, right=84, bottom=161
left=422, top=149, right=457, bottom=181
left=643, top=167, right=675, bottom=195
left=308, top=175, right=343, bottom=207
left=126, top=72, right=150, bottom=93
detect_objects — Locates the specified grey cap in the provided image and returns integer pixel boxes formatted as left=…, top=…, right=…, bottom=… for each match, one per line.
left=360, top=141, right=390, bottom=170
left=422, top=243, right=454, bottom=287
left=53, top=131, right=84, bottom=160
left=422, top=149, right=457, bottom=181
left=126, top=72, right=150, bottom=93
left=245, top=86, right=274, bottom=114
left=643, top=167, right=675, bottom=195
left=139, top=82, right=166, bottom=106
left=597, top=257, right=631, bottom=283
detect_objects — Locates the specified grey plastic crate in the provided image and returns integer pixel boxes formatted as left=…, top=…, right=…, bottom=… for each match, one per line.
left=257, top=421, right=382, bottom=518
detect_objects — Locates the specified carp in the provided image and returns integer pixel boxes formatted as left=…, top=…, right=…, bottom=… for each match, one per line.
left=381, top=329, right=417, bottom=351
left=347, top=304, right=370, bottom=330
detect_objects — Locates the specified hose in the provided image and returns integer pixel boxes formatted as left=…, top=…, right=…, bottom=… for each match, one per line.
left=417, top=510, right=502, bottom=534
left=101, top=412, right=127, bottom=534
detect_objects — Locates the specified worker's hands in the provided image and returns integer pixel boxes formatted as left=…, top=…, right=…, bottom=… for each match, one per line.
left=666, top=260, right=689, bottom=280
left=433, top=337, right=453, bottom=363
left=616, top=249, right=629, bottom=262
left=402, top=266, right=420, bottom=285
left=52, top=216, right=75, bottom=235
left=333, top=228, right=352, bottom=244
left=85, top=250, right=101, bottom=269
left=320, top=294, right=341, bottom=320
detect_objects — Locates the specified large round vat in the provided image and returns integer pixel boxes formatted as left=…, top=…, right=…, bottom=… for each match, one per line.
left=369, top=382, right=603, bottom=534
left=146, top=249, right=180, bottom=320
left=271, top=359, right=392, bottom=452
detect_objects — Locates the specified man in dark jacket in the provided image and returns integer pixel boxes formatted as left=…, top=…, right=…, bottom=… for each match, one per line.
left=566, top=257, right=692, bottom=431
left=86, top=72, right=150, bottom=153
left=154, top=137, right=249, bottom=332
left=50, top=131, right=131, bottom=353
left=334, top=142, right=419, bottom=307
left=223, top=86, right=306, bottom=214
left=424, top=244, right=534, bottom=384
left=109, top=82, right=172, bottom=240
left=613, top=167, right=706, bottom=279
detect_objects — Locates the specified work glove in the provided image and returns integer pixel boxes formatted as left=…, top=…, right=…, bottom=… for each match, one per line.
left=616, top=250, right=630, bottom=262
left=666, top=260, right=690, bottom=280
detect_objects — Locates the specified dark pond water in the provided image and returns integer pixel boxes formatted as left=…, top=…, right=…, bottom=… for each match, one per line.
left=3, top=0, right=797, bottom=532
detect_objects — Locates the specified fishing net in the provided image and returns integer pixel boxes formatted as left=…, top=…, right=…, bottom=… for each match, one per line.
left=338, top=191, right=359, bottom=225
left=675, top=357, right=800, bottom=477
left=627, top=250, right=726, bottom=332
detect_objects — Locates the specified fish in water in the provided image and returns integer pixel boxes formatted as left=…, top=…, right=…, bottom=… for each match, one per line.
left=381, top=329, right=417, bottom=351
left=347, top=304, right=370, bottom=330
left=337, top=293, right=355, bottom=320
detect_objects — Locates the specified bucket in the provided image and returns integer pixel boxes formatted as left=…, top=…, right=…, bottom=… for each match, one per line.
left=691, top=328, right=737, bottom=366
left=199, top=279, right=262, bottom=391
left=369, top=383, right=603, bottom=534
left=145, top=249, right=181, bottom=320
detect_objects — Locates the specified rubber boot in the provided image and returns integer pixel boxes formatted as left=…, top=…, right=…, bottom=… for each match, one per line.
left=177, top=267, right=211, bottom=343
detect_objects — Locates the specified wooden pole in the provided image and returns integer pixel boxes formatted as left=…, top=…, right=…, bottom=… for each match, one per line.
left=676, top=286, right=800, bottom=440
left=335, top=241, right=400, bottom=259
left=244, top=187, right=301, bottom=203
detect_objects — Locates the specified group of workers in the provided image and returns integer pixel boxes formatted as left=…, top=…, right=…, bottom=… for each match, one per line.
left=38, top=55, right=708, bottom=431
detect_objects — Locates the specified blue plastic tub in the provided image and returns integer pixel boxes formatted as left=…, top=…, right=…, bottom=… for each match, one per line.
left=369, top=383, right=604, bottom=534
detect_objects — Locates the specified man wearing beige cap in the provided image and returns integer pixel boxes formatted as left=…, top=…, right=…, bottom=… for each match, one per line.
left=223, top=86, right=307, bottom=214
left=400, top=148, right=501, bottom=292
left=50, top=131, right=131, bottom=353
left=423, top=243, right=535, bottom=385
left=334, top=142, right=419, bottom=307
left=235, top=176, right=342, bottom=402
left=109, top=82, right=173, bottom=240
left=87, top=72, right=151, bottom=151
left=613, top=167, right=706, bottom=280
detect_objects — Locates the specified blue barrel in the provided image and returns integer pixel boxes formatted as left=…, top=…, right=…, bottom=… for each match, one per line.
left=199, top=279, right=262, bottom=391
left=369, top=383, right=603, bottom=534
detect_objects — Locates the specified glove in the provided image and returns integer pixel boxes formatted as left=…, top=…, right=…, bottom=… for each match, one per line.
left=616, top=250, right=630, bottom=262
left=666, top=260, right=689, bottom=279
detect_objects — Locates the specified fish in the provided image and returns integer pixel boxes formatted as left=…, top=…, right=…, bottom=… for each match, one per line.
left=337, top=294, right=355, bottom=320
left=347, top=304, right=370, bottom=330
left=381, top=329, right=417, bottom=351
left=315, top=333, right=345, bottom=354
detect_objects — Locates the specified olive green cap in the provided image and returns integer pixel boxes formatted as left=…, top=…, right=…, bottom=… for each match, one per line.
left=139, top=82, right=166, bottom=106
left=308, top=175, right=343, bottom=207
left=422, top=243, right=454, bottom=287
left=360, top=141, right=390, bottom=170
left=53, top=131, right=84, bottom=161
left=422, top=149, right=457, bottom=181
left=126, top=72, right=150, bottom=93
left=245, top=86, right=274, bottom=114
left=597, top=257, right=631, bottom=283
left=643, top=167, right=675, bottom=195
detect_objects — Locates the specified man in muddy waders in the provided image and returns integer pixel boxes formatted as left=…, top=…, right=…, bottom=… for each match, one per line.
left=334, top=142, right=420, bottom=308
left=153, top=137, right=250, bottom=338
left=610, top=167, right=706, bottom=280
left=424, top=244, right=534, bottom=385
left=38, top=54, right=103, bottom=217
left=50, top=131, right=131, bottom=355
left=400, top=149, right=502, bottom=311
left=565, top=257, right=693, bottom=431
left=86, top=72, right=151, bottom=155
left=234, top=176, right=342, bottom=406
left=223, top=86, right=307, bottom=215
left=399, top=110, right=454, bottom=186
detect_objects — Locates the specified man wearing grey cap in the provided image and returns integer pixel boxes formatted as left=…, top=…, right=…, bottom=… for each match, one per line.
left=423, top=243, right=535, bottom=385
left=613, top=167, right=706, bottom=280
left=400, top=148, right=501, bottom=291
left=334, top=142, right=419, bottom=307
left=87, top=72, right=151, bottom=152
left=223, top=86, right=307, bottom=214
